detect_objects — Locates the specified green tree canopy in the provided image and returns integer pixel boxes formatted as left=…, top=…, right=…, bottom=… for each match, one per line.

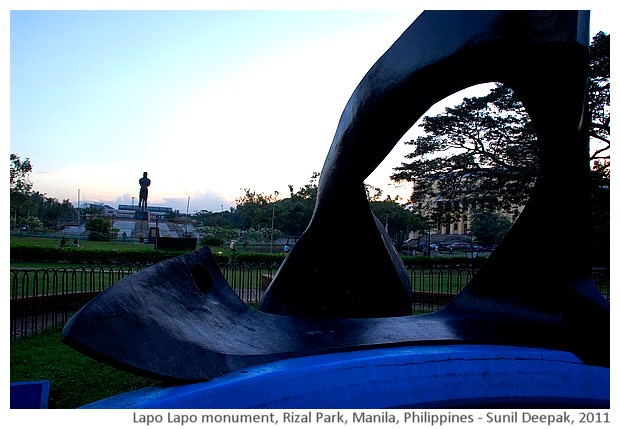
left=392, top=83, right=537, bottom=226
left=30, top=192, right=76, bottom=228
left=10, top=154, right=77, bottom=228
left=391, top=32, right=610, bottom=232
left=10, top=153, right=33, bottom=194
left=366, top=189, right=427, bottom=247
left=234, top=189, right=279, bottom=231
left=234, top=173, right=319, bottom=241
left=85, top=217, right=113, bottom=242
left=10, top=154, right=37, bottom=223
left=470, top=211, right=512, bottom=246
left=588, top=32, right=610, bottom=161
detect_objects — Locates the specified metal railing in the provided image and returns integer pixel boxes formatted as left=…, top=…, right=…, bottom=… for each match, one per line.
left=10, top=264, right=610, bottom=340
left=10, top=265, right=144, bottom=339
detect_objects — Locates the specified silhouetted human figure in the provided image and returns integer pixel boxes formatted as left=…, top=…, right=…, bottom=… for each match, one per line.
left=138, top=172, right=151, bottom=211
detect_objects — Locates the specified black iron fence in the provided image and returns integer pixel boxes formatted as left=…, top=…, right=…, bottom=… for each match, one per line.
left=10, top=265, right=144, bottom=340
left=10, top=264, right=610, bottom=340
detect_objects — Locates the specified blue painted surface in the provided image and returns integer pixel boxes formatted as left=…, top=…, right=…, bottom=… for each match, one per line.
left=83, top=345, right=609, bottom=409
left=10, top=380, right=51, bottom=409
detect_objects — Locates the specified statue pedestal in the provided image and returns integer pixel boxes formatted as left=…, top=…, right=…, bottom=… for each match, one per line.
left=134, top=211, right=150, bottom=221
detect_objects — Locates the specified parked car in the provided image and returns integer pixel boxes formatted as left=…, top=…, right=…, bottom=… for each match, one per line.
left=436, top=243, right=451, bottom=252
left=447, top=242, right=472, bottom=251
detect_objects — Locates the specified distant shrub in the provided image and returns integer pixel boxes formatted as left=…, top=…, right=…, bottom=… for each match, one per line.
left=201, top=237, right=223, bottom=246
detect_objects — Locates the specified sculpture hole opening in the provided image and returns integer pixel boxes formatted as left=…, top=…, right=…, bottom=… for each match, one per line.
left=191, top=263, right=214, bottom=294
left=388, top=82, right=538, bottom=314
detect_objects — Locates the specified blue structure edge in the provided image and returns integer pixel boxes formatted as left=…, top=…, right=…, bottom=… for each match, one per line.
left=82, top=345, right=609, bottom=409
left=10, top=380, right=51, bottom=409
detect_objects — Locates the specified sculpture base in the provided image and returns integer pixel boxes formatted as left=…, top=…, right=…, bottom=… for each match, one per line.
left=81, top=345, right=609, bottom=409
left=155, top=237, right=197, bottom=251
left=134, top=211, right=150, bottom=221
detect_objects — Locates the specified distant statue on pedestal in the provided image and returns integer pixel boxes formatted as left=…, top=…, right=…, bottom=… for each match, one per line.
left=138, top=172, right=151, bottom=211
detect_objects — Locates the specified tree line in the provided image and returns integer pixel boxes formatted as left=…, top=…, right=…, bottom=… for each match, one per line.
left=192, top=174, right=430, bottom=248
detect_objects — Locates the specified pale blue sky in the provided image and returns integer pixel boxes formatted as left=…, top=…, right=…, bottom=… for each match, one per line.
left=6, top=5, right=614, bottom=213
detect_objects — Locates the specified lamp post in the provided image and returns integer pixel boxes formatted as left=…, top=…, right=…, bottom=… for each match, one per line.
left=270, top=202, right=275, bottom=253
left=185, top=197, right=190, bottom=237
left=269, top=191, right=278, bottom=253
left=465, top=232, right=478, bottom=279
left=77, top=189, right=81, bottom=243
left=155, top=215, right=160, bottom=249
left=422, top=217, right=432, bottom=256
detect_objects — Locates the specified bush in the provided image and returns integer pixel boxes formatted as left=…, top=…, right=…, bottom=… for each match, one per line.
left=10, top=241, right=485, bottom=269
left=201, top=237, right=223, bottom=246
left=10, top=245, right=189, bottom=265
left=11, top=243, right=233, bottom=266
left=85, top=218, right=112, bottom=242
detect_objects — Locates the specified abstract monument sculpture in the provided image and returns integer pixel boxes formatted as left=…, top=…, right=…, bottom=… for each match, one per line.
left=61, top=10, right=609, bottom=396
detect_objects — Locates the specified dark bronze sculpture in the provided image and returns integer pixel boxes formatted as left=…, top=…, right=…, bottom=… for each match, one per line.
left=61, top=11, right=608, bottom=382
left=138, top=172, right=150, bottom=211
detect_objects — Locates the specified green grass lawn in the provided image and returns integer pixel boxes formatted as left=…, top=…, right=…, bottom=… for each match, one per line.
left=10, top=234, right=237, bottom=259
left=11, top=234, right=156, bottom=251
left=10, top=329, right=160, bottom=408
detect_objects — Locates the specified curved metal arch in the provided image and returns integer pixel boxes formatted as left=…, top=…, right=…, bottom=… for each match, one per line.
left=260, top=10, right=599, bottom=320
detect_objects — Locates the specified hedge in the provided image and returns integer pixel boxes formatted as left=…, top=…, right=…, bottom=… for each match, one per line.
left=9, top=246, right=192, bottom=266
left=10, top=245, right=485, bottom=268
